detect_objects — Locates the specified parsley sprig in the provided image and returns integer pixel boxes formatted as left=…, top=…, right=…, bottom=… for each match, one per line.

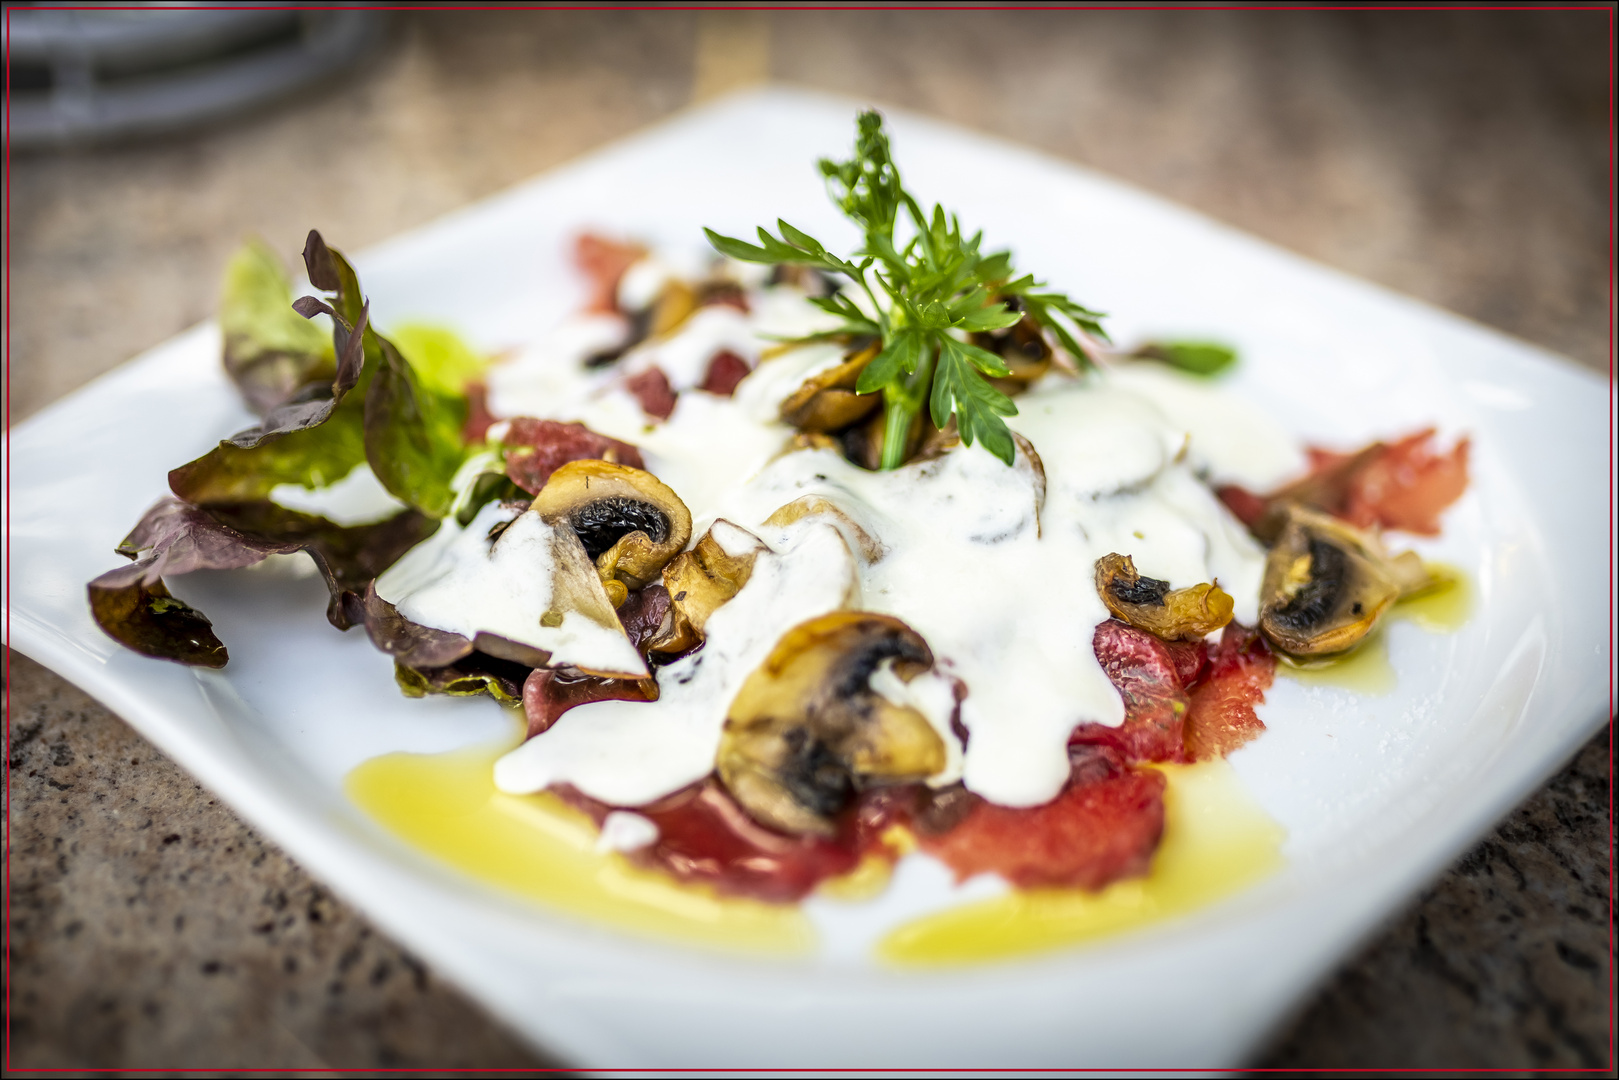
left=705, top=110, right=1107, bottom=468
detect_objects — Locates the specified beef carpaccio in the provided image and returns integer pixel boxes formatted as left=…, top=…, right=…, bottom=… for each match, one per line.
left=88, top=112, right=1469, bottom=912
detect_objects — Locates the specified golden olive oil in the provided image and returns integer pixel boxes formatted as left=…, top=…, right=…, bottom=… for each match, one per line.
left=876, top=761, right=1284, bottom=965
left=345, top=728, right=815, bottom=956
left=347, top=741, right=1285, bottom=963
left=1276, top=564, right=1470, bottom=694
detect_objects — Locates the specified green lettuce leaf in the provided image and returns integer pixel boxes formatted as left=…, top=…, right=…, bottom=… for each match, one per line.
left=389, top=323, right=489, bottom=398
left=219, top=238, right=335, bottom=416
left=93, top=231, right=475, bottom=666
left=169, top=394, right=368, bottom=504
left=172, top=231, right=467, bottom=517
left=364, top=335, right=466, bottom=519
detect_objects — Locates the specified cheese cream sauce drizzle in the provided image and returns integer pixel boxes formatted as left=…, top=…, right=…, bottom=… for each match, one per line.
left=268, top=462, right=410, bottom=526
left=459, top=255, right=1300, bottom=810
left=493, top=520, right=860, bottom=802
left=376, top=501, right=649, bottom=678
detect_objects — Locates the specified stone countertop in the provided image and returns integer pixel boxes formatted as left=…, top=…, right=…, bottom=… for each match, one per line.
left=5, top=9, right=1611, bottom=1071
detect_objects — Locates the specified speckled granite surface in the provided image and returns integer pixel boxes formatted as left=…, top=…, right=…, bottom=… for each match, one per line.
left=5, top=9, right=1612, bottom=1071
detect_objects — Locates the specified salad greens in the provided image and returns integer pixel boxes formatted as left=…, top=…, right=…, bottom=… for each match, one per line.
left=706, top=110, right=1108, bottom=468
left=219, top=238, right=336, bottom=416
left=89, top=231, right=473, bottom=666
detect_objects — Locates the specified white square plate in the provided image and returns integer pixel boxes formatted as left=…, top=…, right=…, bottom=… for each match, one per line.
left=5, top=89, right=1611, bottom=1068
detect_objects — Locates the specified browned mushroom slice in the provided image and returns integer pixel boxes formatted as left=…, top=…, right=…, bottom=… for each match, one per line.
left=762, top=496, right=884, bottom=563
left=1259, top=505, right=1432, bottom=656
left=718, top=612, right=948, bottom=837
left=646, top=520, right=767, bottom=656
left=778, top=342, right=882, bottom=432
left=649, top=279, right=699, bottom=337
left=532, top=460, right=692, bottom=604
left=1095, top=553, right=1235, bottom=642
left=973, top=314, right=1052, bottom=392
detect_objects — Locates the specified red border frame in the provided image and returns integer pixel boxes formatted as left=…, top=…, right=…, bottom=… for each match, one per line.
left=0, top=4, right=1612, bottom=1075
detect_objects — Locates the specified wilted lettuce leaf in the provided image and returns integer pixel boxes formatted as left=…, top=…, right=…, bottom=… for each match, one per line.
left=220, top=239, right=336, bottom=416
left=395, top=656, right=528, bottom=706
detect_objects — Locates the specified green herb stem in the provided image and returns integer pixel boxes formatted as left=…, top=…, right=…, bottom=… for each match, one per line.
left=879, top=344, right=934, bottom=469
left=705, top=110, right=1109, bottom=470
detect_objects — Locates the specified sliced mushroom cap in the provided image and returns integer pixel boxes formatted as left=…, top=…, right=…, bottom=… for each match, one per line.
left=1259, top=505, right=1417, bottom=656
left=648, top=279, right=699, bottom=337
left=532, top=459, right=692, bottom=599
left=371, top=501, right=648, bottom=681
left=1095, top=552, right=1235, bottom=641
left=779, top=342, right=882, bottom=432
left=719, top=612, right=948, bottom=837
left=973, top=314, right=1052, bottom=390
left=489, top=509, right=648, bottom=679
left=646, top=520, right=767, bottom=655
left=763, top=495, right=884, bottom=563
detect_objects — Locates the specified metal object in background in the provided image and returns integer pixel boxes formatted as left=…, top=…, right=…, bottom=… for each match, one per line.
left=5, top=6, right=389, bottom=150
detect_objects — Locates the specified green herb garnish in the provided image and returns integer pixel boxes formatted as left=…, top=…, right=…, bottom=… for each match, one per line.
left=705, top=110, right=1107, bottom=468
left=1132, top=341, right=1238, bottom=377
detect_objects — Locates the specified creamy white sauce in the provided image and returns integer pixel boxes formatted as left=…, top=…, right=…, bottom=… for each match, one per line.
left=268, top=463, right=408, bottom=526
left=494, top=521, right=858, bottom=803
left=375, top=501, right=647, bottom=678
left=594, top=810, right=660, bottom=853
left=469, top=249, right=1300, bottom=810
left=869, top=659, right=964, bottom=788
left=616, top=257, right=676, bottom=312
left=1103, top=363, right=1304, bottom=489
left=623, top=305, right=759, bottom=391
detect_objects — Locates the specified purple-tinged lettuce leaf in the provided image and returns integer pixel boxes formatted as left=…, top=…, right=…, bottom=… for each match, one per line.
left=89, top=498, right=304, bottom=666
left=110, top=497, right=304, bottom=577
left=88, top=578, right=229, bottom=668
left=361, top=584, right=529, bottom=704
left=185, top=229, right=468, bottom=518
left=92, top=230, right=471, bottom=667
left=172, top=231, right=376, bottom=504
left=88, top=498, right=441, bottom=665
left=359, top=583, right=474, bottom=669
left=220, top=239, right=335, bottom=416
left=205, top=502, right=440, bottom=630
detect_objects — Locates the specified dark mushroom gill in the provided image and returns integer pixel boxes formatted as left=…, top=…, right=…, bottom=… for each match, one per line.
left=568, top=497, right=670, bottom=560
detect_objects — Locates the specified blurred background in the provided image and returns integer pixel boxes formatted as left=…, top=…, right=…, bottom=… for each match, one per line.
left=5, top=4, right=1611, bottom=1070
